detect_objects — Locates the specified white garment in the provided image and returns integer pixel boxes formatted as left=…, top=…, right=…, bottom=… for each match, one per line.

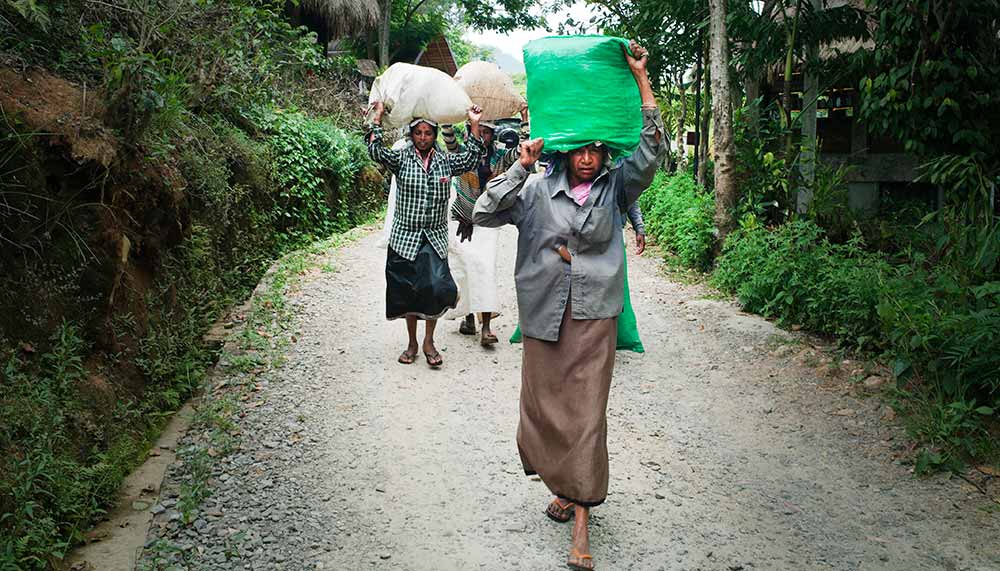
left=445, top=220, right=500, bottom=318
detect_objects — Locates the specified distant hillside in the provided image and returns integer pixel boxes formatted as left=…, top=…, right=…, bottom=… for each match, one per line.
left=491, top=49, right=525, bottom=73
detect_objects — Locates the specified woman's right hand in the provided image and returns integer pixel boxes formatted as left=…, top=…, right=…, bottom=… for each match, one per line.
left=520, top=138, right=544, bottom=168
left=372, top=101, right=385, bottom=124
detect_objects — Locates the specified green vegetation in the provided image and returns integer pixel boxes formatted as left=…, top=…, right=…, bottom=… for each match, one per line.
left=711, top=221, right=998, bottom=471
left=638, top=172, right=715, bottom=270
left=621, top=0, right=999, bottom=474
left=645, top=169, right=998, bottom=472
left=0, top=1, right=383, bottom=567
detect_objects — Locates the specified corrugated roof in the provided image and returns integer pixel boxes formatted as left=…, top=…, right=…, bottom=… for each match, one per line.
left=415, top=35, right=458, bottom=76
left=356, top=59, right=378, bottom=78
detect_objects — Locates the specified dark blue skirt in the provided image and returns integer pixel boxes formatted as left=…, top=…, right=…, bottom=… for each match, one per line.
left=385, top=239, right=458, bottom=320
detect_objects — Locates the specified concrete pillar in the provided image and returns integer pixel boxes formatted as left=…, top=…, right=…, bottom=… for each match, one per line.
left=848, top=182, right=879, bottom=218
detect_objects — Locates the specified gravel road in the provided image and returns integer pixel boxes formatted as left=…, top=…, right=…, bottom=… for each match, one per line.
left=140, top=226, right=1000, bottom=571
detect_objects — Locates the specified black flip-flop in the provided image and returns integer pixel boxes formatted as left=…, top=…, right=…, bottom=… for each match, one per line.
left=424, top=351, right=443, bottom=368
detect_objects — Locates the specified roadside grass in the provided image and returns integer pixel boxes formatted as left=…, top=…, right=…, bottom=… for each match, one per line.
left=137, top=224, right=371, bottom=569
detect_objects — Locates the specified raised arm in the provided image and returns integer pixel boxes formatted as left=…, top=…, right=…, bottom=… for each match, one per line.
left=446, top=105, right=487, bottom=175
left=473, top=138, right=543, bottom=228
left=366, top=101, right=402, bottom=173
left=619, top=41, right=667, bottom=207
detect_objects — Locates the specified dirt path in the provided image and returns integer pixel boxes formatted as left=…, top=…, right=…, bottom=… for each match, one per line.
left=138, top=226, right=999, bottom=571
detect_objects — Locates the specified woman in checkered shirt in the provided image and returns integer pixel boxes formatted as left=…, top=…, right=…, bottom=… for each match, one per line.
left=367, top=102, right=486, bottom=368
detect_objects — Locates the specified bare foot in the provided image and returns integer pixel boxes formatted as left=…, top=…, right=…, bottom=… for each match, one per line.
left=567, top=505, right=594, bottom=569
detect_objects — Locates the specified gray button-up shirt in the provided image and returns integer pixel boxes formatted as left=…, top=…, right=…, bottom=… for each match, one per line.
left=473, top=108, right=666, bottom=341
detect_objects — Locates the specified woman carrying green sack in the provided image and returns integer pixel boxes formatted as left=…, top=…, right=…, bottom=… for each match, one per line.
left=510, top=201, right=647, bottom=353
left=473, top=38, right=665, bottom=571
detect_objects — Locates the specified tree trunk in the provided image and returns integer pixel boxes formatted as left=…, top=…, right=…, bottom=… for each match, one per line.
left=659, top=88, right=674, bottom=171
left=378, top=0, right=392, bottom=68
left=693, top=29, right=703, bottom=179
left=797, top=0, right=822, bottom=214
left=709, top=0, right=738, bottom=249
left=745, top=69, right=762, bottom=138
left=697, top=38, right=711, bottom=189
left=367, top=30, right=377, bottom=60
left=676, top=75, right=689, bottom=172
left=781, top=0, right=802, bottom=172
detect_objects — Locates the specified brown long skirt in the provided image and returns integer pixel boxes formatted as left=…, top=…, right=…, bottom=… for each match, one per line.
left=517, top=302, right=618, bottom=507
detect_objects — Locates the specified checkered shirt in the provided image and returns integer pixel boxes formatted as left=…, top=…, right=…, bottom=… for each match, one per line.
left=368, top=124, right=485, bottom=261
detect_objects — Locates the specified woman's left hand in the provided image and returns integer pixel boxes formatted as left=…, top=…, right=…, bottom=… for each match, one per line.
left=635, top=233, right=646, bottom=255
left=625, top=40, right=649, bottom=74
left=468, top=105, right=483, bottom=124
left=457, top=221, right=474, bottom=243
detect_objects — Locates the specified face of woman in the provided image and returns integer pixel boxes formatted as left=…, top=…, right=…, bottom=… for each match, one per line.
left=481, top=126, right=495, bottom=147
left=567, top=144, right=606, bottom=183
left=411, top=123, right=437, bottom=152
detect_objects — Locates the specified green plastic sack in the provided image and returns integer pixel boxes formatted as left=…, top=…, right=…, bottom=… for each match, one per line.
left=509, top=254, right=644, bottom=353
left=523, top=35, right=642, bottom=157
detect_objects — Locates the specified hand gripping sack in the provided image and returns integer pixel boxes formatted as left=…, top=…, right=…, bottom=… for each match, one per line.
left=454, top=61, right=526, bottom=121
left=523, top=35, right=642, bottom=156
left=368, top=63, right=472, bottom=129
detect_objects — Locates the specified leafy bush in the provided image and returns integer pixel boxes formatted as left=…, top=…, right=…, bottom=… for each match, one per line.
left=0, top=322, right=148, bottom=568
left=1, top=4, right=383, bottom=564
left=713, top=220, right=890, bottom=346
left=259, top=109, right=378, bottom=243
left=880, top=265, right=1000, bottom=400
left=713, top=220, right=1000, bottom=469
left=639, top=171, right=716, bottom=270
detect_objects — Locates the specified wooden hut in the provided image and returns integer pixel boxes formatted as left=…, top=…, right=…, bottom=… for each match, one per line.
left=286, top=0, right=380, bottom=55
left=413, top=35, right=459, bottom=76
left=764, top=0, right=922, bottom=215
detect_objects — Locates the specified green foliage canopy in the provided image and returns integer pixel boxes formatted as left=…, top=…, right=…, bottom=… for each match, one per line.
left=858, top=0, right=1000, bottom=167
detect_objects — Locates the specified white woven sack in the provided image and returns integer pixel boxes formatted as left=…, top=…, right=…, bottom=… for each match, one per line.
left=454, top=61, right=525, bottom=121
left=368, top=63, right=472, bottom=129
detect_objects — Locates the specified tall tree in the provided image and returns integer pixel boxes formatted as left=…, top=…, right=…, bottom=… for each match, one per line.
left=378, top=0, right=392, bottom=66
left=708, top=0, right=736, bottom=244
left=697, top=34, right=710, bottom=187
left=374, top=0, right=540, bottom=67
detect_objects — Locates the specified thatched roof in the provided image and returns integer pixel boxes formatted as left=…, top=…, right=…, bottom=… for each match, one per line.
left=301, top=0, right=380, bottom=38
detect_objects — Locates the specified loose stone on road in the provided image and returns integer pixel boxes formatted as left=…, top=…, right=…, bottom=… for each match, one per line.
left=141, top=226, right=999, bottom=570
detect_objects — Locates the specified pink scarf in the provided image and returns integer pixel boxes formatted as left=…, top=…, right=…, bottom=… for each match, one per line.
left=570, top=181, right=594, bottom=206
